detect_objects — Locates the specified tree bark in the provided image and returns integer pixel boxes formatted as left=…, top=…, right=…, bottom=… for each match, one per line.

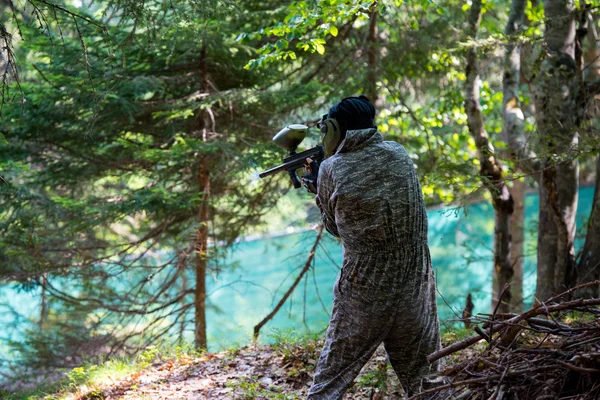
left=466, top=0, right=514, bottom=314
left=577, top=155, right=600, bottom=298
left=502, top=0, right=530, bottom=312
left=534, top=0, right=579, bottom=302
left=179, top=267, right=188, bottom=344
left=194, top=158, right=209, bottom=350
left=366, top=10, right=378, bottom=103
left=503, top=0, right=541, bottom=175
left=509, top=179, right=525, bottom=312
left=577, top=11, right=600, bottom=299
left=39, top=273, right=47, bottom=330
left=194, top=44, right=210, bottom=350
left=583, top=13, right=600, bottom=83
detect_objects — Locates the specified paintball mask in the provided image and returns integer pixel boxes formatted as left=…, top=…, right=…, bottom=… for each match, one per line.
left=318, top=114, right=342, bottom=158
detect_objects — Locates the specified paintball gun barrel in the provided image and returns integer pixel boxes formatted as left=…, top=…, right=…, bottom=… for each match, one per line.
left=259, top=124, right=324, bottom=189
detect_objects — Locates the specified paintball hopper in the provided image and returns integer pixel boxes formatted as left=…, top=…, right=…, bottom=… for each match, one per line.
left=272, top=124, right=308, bottom=152
left=259, top=123, right=324, bottom=189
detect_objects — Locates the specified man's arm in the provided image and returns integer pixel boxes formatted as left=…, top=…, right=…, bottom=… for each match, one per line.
left=316, top=163, right=340, bottom=238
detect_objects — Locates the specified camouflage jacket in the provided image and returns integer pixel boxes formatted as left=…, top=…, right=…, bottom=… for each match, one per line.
left=316, top=128, right=430, bottom=290
left=316, top=128, right=428, bottom=247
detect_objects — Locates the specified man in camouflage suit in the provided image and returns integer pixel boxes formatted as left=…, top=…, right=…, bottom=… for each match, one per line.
left=304, top=96, right=441, bottom=399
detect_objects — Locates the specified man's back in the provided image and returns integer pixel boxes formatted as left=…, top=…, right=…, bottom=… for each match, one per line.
left=318, top=128, right=428, bottom=251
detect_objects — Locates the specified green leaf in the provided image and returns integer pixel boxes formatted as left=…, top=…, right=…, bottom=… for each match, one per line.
left=329, top=25, right=338, bottom=37
left=275, top=39, right=289, bottom=50
left=296, top=42, right=310, bottom=51
left=284, top=51, right=297, bottom=60
left=316, top=44, right=325, bottom=54
left=0, top=132, right=6, bottom=145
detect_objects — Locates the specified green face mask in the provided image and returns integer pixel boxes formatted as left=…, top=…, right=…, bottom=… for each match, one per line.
left=319, top=118, right=341, bottom=158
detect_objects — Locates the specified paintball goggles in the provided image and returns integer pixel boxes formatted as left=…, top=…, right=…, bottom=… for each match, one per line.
left=259, top=124, right=324, bottom=189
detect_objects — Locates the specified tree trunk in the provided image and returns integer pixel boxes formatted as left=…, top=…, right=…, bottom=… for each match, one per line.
left=179, top=268, right=188, bottom=344
left=366, top=10, right=378, bottom=103
left=583, top=13, right=600, bottom=83
left=534, top=0, right=579, bottom=302
left=509, top=179, right=525, bottom=312
left=536, top=180, right=559, bottom=300
left=39, top=274, right=47, bottom=330
left=503, top=0, right=527, bottom=163
left=502, top=0, right=540, bottom=173
left=466, top=0, right=514, bottom=314
left=194, top=158, right=210, bottom=350
left=577, top=155, right=600, bottom=298
left=194, top=44, right=210, bottom=350
left=576, top=11, right=600, bottom=299
left=502, top=0, right=529, bottom=312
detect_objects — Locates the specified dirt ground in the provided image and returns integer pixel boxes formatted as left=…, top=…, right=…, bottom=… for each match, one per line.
left=98, top=342, right=405, bottom=400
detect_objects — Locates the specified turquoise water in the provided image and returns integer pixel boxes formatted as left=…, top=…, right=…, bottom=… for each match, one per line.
left=205, top=186, right=594, bottom=349
left=0, top=187, right=595, bottom=356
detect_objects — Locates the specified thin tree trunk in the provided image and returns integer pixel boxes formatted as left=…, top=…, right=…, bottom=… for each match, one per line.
left=503, top=0, right=541, bottom=173
left=577, top=155, right=600, bottom=298
left=503, top=0, right=528, bottom=166
left=366, top=10, right=378, bottom=103
left=583, top=13, right=600, bottom=83
left=466, top=0, right=514, bottom=314
left=509, top=179, right=525, bottom=312
left=39, top=273, right=47, bottom=330
left=194, top=159, right=209, bottom=350
left=194, top=44, right=210, bottom=350
left=534, top=0, right=579, bottom=302
left=179, top=269, right=188, bottom=344
left=536, top=181, right=558, bottom=300
left=502, top=0, right=529, bottom=312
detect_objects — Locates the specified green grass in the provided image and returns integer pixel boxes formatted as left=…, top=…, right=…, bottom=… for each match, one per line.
left=3, top=343, right=205, bottom=400
left=268, top=328, right=320, bottom=368
left=353, top=367, right=389, bottom=391
left=225, top=376, right=300, bottom=400
left=441, top=326, right=474, bottom=344
left=3, top=357, right=139, bottom=400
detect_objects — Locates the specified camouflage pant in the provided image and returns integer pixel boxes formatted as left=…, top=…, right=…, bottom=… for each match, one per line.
left=307, top=256, right=440, bottom=399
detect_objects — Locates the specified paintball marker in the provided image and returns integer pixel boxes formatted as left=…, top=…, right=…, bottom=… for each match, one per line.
left=259, top=124, right=324, bottom=189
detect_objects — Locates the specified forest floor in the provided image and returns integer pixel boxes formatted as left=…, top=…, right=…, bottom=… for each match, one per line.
left=93, top=341, right=401, bottom=400
left=5, top=330, right=474, bottom=400
left=7, top=296, right=600, bottom=400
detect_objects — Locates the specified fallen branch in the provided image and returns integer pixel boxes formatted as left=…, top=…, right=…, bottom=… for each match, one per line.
left=428, top=281, right=600, bottom=364
left=424, top=281, right=600, bottom=399
left=409, top=366, right=556, bottom=399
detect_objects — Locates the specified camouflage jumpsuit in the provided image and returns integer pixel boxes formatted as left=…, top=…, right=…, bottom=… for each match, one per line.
left=307, top=128, right=441, bottom=399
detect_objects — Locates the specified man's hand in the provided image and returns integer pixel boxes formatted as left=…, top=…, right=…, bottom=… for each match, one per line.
left=305, top=157, right=313, bottom=173
left=302, top=157, right=319, bottom=194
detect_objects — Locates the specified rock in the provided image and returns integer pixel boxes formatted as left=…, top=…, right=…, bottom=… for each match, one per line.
left=261, top=377, right=273, bottom=386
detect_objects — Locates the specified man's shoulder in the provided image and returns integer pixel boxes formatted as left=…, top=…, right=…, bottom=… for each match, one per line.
left=319, top=155, right=340, bottom=171
left=322, top=140, right=406, bottom=168
left=380, top=139, right=406, bottom=151
left=317, top=156, right=335, bottom=181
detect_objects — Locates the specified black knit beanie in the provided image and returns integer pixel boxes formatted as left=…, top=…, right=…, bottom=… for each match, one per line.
left=327, top=95, right=376, bottom=132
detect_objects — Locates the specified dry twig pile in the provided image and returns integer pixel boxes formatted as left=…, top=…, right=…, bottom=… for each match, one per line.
left=415, top=282, right=600, bottom=399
